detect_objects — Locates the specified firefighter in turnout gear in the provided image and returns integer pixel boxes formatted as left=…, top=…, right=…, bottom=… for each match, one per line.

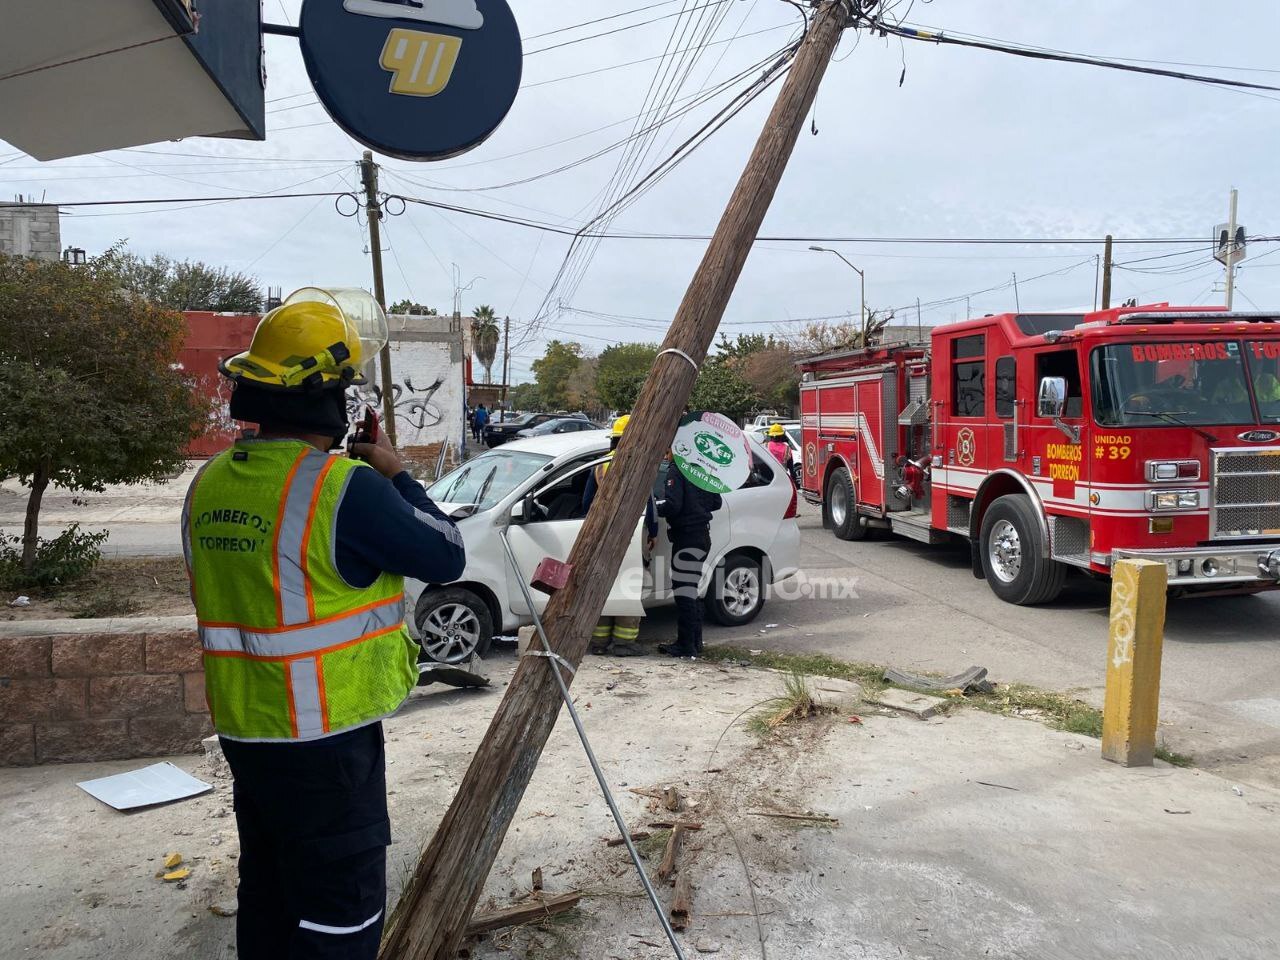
left=182, top=289, right=465, bottom=960
left=582, top=415, right=658, bottom=656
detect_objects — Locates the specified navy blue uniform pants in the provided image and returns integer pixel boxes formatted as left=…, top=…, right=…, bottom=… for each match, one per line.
left=671, top=528, right=711, bottom=655
left=221, top=722, right=391, bottom=960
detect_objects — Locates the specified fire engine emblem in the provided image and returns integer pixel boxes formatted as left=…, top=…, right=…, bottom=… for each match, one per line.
left=1238, top=429, right=1280, bottom=443
left=955, top=428, right=976, bottom=467
left=805, top=443, right=817, bottom=476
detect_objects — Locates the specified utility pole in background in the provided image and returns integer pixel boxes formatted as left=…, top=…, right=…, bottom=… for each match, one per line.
left=1012, top=272, right=1021, bottom=311
left=379, top=3, right=853, bottom=956
left=500, top=314, right=511, bottom=423
left=915, top=297, right=922, bottom=344
left=1225, top=187, right=1238, bottom=310
left=359, top=150, right=398, bottom=444
left=1101, top=233, right=1114, bottom=310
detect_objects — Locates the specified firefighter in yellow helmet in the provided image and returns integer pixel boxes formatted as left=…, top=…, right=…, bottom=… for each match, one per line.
left=183, top=289, right=465, bottom=959
left=581, top=414, right=657, bottom=656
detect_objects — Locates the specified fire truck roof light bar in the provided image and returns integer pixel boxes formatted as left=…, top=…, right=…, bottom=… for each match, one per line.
left=1115, top=311, right=1280, bottom=325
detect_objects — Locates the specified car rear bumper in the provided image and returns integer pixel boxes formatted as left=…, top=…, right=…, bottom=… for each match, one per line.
left=1111, top=544, right=1280, bottom=587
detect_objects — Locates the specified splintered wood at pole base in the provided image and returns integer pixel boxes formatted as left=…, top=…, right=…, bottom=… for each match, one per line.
left=377, top=5, right=852, bottom=957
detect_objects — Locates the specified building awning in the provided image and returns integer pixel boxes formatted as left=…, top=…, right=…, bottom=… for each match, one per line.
left=0, top=0, right=264, bottom=161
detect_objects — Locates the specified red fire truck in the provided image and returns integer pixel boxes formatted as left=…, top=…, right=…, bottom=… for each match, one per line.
left=798, top=304, right=1280, bottom=604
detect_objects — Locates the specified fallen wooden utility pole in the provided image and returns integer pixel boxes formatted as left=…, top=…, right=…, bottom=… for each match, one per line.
left=380, top=4, right=851, bottom=957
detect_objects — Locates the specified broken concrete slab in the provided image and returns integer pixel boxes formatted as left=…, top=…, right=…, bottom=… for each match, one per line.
left=812, top=677, right=863, bottom=711
left=868, top=687, right=949, bottom=719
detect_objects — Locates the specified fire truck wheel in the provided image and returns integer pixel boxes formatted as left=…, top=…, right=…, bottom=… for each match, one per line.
left=826, top=467, right=865, bottom=541
left=979, top=495, right=1066, bottom=605
left=706, top=553, right=765, bottom=626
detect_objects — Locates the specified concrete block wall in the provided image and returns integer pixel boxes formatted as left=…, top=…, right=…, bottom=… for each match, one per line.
left=0, top=203, right=62, bottom=261
left=0, top=621, right=210, bottom=766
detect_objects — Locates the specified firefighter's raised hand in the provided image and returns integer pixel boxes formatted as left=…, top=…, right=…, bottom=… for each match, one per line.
left=352, top=428, right=405, bottom=480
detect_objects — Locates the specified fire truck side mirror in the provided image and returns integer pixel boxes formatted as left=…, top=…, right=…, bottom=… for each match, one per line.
left=1037, top=377, right=1067, bottom=419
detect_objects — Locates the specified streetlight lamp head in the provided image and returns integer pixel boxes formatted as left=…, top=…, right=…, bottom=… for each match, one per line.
left=808, top=245, right=826, bottom=252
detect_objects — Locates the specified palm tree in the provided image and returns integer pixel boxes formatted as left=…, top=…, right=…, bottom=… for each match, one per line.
left=471, top=305, right=500, bottom=384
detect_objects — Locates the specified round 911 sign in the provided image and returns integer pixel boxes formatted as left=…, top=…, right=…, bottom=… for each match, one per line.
left=300, top=0, right=522, bottom=161
left=672, top=412, right=752, bottom=494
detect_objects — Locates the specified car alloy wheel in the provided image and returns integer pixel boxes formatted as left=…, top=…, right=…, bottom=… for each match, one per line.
left=421, top=602, right=482, bottom=664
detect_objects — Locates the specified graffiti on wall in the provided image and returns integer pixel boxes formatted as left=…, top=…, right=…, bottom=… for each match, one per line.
left=347, top=374, right=446, bottom=439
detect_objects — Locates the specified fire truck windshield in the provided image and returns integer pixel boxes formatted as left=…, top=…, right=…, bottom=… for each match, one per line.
left=1091, top=342, right=1253, bottom=427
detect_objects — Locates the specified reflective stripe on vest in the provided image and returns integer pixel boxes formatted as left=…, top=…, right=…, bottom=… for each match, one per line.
left=184, top=441, right=415, bottom=743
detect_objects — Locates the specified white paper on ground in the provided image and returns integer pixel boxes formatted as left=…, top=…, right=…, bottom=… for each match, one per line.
left=77, top=761, right=213, bottom=811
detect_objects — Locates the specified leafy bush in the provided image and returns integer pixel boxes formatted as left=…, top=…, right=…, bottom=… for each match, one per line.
left=0, top=524, right=108, bottom=591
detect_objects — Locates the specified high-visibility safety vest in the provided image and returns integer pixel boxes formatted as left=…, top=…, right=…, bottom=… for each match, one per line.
left=182, top=439, right=417, bottom=742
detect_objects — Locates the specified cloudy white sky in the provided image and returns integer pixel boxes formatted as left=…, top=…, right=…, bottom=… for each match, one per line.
left=5, top=0, right=1280, bottom=382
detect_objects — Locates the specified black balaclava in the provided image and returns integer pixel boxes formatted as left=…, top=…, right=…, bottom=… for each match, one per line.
left=229, top=380, right=350, bottom=450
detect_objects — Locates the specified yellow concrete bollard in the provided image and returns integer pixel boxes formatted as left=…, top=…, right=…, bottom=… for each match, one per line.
left=1102, top=558, right=1168, bottom=767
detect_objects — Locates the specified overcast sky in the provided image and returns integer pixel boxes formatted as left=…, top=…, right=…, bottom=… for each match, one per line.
left=4, top=0, right=1280, bottom=382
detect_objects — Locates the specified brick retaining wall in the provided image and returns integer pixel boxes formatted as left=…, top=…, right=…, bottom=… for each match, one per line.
left=0, top=618, right=210, bottom=766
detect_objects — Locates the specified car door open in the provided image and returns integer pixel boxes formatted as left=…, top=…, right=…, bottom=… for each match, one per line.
left=504, top=457, right=646, bottom=618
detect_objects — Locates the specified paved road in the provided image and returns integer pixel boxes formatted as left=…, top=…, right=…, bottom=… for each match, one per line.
left=639, top=508, right=1280, bottom=789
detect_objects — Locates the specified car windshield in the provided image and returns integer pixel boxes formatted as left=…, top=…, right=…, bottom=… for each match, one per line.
left=1246, top=341, right=1280, bottom=421
left=527, top=419, right=566, bottom=435
left=1091, top=342, right=1254, bottom=427
left=426, top=450, right=552, bottom=509
left=784, top=427, right=801, bottom=446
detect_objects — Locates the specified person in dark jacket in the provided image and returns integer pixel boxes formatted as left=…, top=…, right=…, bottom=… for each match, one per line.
left=656, top=458, right=722, bottom=657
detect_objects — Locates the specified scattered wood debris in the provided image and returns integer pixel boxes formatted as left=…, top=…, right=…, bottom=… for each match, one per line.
left=657, top=825, right=686, bottom=882
left=464, top=891, right=581, bottom=938
left=605, top=831, right=651, bottom=847
left=671, top=873, right=694, bottom=930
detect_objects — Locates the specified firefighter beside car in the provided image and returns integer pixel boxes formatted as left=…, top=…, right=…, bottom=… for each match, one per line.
left=582, top=414, right=657, bottom=655
left=765, top=423, right=794, bottom=473
left=182, top=290, right=465, bottom=960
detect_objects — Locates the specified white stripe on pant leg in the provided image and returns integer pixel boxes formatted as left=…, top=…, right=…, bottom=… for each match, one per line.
left=298, top=909, right=383, bottom=935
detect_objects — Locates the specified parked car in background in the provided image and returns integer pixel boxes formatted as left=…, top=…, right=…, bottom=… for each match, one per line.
left=750, top=410, right=782, bottom=429
left=484, top=411, right=583, bottom=447
left=409, top=431, right=801, bottom=663
left=746, top=420, right=802, bottom=485
left=516, top=417, right=605, bottom=439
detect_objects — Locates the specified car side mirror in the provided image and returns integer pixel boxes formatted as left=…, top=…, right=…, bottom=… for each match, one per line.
left=509, top=500, right=526, bottom=523
left=1037, top=376, right=1067, bottom=418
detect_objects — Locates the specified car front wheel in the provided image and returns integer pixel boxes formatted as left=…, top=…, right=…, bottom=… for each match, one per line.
left=706, top=553, right=766, bottom=626
left=414, top=587, right=494, bottom=663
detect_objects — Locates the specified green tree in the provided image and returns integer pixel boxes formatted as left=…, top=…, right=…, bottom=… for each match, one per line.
left=508, top=381, right=543, bottom=412
left=471, top=305, right=500, bottom=384
left=531, top=340, right=582, bottom=410
left=0, top=253, right=213, bottom=578
left=714, top=331, right=777, bottom=360
left=389, top=300, right=439, bottom=316
left=104, top=248, right=262, bottom=312
left=690, top=361, right=759, bottom=424
left=595, top=342, right=659, bottom=412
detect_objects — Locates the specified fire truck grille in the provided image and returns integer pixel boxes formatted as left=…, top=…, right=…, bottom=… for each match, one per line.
left=1212, top=449, right=1280, bottom=538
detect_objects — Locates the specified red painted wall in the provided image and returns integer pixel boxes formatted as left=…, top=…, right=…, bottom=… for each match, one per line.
left=180, top=312, right=259, bottom=458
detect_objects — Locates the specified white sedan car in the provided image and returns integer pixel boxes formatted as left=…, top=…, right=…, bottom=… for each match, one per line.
left=409, top=430, right=801, bottom=663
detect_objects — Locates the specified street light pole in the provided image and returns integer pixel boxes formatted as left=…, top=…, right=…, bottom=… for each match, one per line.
left=809, top=245, right=865, bottom=332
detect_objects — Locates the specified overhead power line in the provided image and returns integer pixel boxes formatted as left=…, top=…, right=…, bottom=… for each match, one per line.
left=878, top=23, right=1280, bottom=94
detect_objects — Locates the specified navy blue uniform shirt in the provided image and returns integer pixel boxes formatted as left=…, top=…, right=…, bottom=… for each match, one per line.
left=334, top=468, right=466, bottom=588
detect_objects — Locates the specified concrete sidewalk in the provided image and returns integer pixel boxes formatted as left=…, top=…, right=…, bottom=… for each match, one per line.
left=1, top=654, right=1275, bottom=960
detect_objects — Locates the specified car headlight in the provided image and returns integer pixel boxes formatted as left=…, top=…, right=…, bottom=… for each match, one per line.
left=1148, top=489, right=1200, bottom=511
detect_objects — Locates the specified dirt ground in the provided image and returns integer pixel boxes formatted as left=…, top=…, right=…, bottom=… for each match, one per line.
left=2, top=654, right=1277, bottom=960
left=2, top=557, right=193, bottom=622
